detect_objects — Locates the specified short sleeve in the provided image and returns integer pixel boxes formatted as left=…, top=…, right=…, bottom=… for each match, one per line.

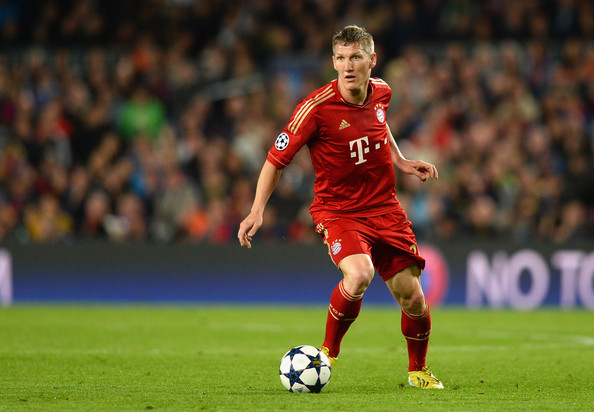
left=266, top=101, right=317, bottom=169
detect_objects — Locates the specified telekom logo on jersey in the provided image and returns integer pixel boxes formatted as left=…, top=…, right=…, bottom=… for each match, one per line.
left=349, top=136, right=389, bottom=165
left=349, top=137, right=370, bottom=165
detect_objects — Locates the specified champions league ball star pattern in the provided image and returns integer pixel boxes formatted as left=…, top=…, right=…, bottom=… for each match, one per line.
left=279, top=345, right=332, bottom=393
left=274, top=133, right=290, bottom=151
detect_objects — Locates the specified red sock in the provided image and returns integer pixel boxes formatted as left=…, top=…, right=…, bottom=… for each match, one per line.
left=401, top=307, right=431, bottom=372
left=322, top=280, right=363, bottom=358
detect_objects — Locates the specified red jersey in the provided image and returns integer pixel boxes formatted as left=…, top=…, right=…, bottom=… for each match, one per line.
left=266, top=78, right=402, bottom=221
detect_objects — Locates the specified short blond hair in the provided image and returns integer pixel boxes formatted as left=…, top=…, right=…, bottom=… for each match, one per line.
left=332, top=25, right=375, bottom=56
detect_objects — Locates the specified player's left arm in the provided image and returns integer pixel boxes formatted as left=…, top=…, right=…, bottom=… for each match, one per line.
left=387, top=124, right=438, bottom=183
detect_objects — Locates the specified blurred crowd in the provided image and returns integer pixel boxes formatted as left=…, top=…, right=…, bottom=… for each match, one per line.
left=0, top=0, right=592, bottom=244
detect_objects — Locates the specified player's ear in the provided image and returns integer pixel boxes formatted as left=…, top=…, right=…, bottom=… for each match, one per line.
left=370, top=53, right=377, bottom=69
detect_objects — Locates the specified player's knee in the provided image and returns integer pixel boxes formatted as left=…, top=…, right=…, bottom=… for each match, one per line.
left=400, top=290, right=426, bottom=315
left=344, top=272, right=373, bottom=295
left=343, top=268, right=374, bottom=295
left=339, top=255, right=375, bottom=295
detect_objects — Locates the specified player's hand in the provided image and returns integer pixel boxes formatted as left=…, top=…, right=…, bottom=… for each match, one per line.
left=237, top=213, right=263, bottom=248
left=399, top=159, right=438, bottom=183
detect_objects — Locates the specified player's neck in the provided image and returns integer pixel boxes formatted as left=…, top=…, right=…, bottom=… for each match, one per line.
left=337, top=80, right=369, bottom=105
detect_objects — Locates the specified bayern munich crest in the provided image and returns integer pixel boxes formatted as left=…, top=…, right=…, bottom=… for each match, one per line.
left=375, top=106, right=385, bottom=123
left=331, top=240, right=342, bottom=255
left=275, top=133, right=290, bottom=151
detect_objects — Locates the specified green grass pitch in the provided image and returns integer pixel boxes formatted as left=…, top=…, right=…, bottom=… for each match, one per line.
left=1, top=306, right=592, bottom=411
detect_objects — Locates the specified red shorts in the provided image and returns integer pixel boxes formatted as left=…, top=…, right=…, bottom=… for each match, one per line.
left=315, top=211, right=425, bottom=282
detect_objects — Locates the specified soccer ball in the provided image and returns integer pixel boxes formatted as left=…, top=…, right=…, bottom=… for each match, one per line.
left=279, top=345, right=332, bottom=393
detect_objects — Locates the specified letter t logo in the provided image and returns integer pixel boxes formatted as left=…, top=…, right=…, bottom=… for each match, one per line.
left=349, top=136, right=370, bottom=165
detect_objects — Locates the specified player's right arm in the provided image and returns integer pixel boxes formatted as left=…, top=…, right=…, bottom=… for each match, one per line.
left=238, top=160, right=282, bottom=248
left=239, top=86, right=321, bottom=248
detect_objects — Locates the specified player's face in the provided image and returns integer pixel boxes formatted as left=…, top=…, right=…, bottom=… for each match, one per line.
left=333, top=42, right=376, bottom=96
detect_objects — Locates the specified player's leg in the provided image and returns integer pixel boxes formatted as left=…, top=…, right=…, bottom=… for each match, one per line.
left=385, top=265, right=443, bottom=388
left=371, top=211, right=443, bottom=387
left=316, top=218, right=375, bottom=365
left=385, top=264, right=430, bottom=369
left=321, top=253, right=374, bottom=364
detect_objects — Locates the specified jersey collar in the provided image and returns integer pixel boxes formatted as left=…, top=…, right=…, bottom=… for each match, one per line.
left=332, top=78, right=375, bottom=107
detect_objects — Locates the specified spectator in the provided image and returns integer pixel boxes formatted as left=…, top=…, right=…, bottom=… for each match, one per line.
left=23, top=193, right=73, bottom=242
left=117, top=80, right=166, bottom=142
left=103, top=191, right=147, bottom=241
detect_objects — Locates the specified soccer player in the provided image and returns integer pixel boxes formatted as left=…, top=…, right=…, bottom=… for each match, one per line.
left=238, top=25, right=443, bottom=389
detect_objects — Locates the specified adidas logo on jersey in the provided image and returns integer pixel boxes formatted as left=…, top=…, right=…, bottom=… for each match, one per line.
left=339, top=119, right=351, bottom=130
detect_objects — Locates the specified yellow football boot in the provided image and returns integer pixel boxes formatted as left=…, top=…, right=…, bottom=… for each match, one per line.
left=408, top=367, right=444, bottom=389
left=320, top=346, right=337, bottom=367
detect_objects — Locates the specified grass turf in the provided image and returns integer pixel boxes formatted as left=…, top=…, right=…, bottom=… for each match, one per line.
left=0, top=306, right=592, bottom=411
